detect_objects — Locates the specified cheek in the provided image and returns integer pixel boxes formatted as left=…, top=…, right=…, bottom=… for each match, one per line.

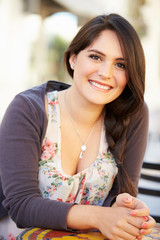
left=74, top=62, right=94, bottom=80
left=116, top=72, right=127, bottom=89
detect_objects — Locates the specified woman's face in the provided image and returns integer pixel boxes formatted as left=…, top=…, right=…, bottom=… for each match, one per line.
left=69, top=30, right=127, bottom=107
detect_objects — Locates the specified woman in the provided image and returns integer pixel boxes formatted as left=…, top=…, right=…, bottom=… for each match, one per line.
left=0, top=13, right=155, bottom=239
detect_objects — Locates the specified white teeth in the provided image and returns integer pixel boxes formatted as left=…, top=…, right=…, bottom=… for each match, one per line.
left=90, top=81, right=111, bottom=90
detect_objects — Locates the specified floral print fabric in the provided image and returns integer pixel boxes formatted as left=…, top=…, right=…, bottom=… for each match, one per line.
left=38, top=91, right=117, bottom=206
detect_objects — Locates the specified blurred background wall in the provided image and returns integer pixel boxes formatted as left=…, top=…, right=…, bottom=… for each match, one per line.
left=0, top=0, right=160, bottom=162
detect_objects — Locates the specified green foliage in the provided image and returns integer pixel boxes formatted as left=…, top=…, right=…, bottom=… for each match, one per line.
left=47, top=35, right=69, bottom=81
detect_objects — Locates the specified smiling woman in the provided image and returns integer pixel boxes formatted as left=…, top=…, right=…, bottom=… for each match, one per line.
left=0, top=13, right=156, bottom=240
left=68, top=30, right=127, bottom=106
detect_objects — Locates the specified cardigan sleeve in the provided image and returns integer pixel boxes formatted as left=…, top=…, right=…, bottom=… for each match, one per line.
left=103, top=102, right=149, bottom=206
left=0, top=92, right=73, bottom=230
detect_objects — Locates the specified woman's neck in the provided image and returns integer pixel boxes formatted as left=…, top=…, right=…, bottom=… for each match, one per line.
left=61, top=87, right=105, bottom=128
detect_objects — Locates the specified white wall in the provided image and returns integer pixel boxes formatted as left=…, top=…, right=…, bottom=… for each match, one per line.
left=0, top=0, right=41, bottom=121
left=142, top=0, right=160, bottom=110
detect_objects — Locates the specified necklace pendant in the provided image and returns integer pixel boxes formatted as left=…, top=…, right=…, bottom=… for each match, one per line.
left=79, top=145, right=87, bottom=159
left=81, top=145, right=87, bottom=151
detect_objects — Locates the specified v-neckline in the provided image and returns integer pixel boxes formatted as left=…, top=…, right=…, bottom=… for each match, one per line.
left=54, top=90, right=106, bottom=177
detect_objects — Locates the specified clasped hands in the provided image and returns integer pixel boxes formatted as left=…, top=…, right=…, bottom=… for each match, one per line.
left=115, top=193, right=156, bottom=239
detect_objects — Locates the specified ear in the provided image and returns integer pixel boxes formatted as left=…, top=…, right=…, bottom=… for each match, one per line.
left=69, top=53, right=77, bottom=69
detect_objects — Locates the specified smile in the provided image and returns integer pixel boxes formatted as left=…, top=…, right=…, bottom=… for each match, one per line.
left=89, top=80, right=112, bottom=91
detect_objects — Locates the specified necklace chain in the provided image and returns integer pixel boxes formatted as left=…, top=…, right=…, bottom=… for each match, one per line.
left=64, top=91, right=97, bottom=160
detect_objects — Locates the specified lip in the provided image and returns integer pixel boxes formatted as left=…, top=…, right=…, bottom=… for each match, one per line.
left=88, top=80, right=113, bottom=92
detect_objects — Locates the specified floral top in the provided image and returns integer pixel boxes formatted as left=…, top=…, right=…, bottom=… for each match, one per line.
left=38, top=91, right=118, bottom=206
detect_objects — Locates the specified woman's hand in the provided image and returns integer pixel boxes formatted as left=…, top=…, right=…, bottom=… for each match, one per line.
left=116, top=193, right=148, bottom=211
left=115, top=193, right=156, bottom=238
left=67, top=204, right=145, bottom=240
left=67, top=194, right=156, bottom=240
left=96, top=206, right=146, bottom=240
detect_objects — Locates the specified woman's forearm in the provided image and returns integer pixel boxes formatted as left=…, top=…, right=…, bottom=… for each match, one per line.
left=66, top=204, right=101, bottom=230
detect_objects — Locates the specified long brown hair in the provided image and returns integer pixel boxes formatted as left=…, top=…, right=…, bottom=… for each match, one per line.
left=64, top=14, right=145, bottom=196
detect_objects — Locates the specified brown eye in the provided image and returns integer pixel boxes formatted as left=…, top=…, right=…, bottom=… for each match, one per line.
left=116, top=62, right=125, bottom=69
left=89, top=54, right=101, bottom=61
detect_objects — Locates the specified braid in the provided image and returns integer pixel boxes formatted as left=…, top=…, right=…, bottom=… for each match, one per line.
left=104, top=105, right=137, bottom=197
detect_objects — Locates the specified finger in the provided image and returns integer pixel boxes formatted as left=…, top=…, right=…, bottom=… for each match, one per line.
left=128, top=216, right=146, bottom=229
left=140, top=227, right=152, bottom=236
left=141, top=216, right=156, bottom=230
left=115, top=230, right=138, bottom=240
left=136, top=235, right=144, bottom=240
left=134, top=199, right=148, bottom=209
left=116, top=193, right=132, bottom=205
left=131, top=208, right=150, bottom=217
left=117, top=193, right=136, bottom=210
left=140, top=216, right=156, bottom=236
left=147, top=216, right=156, bottom=228
left=123, top=196, right=135, bottom=208
left=104, top=228, right=134, bottom=240
left=119, top=229, right=139, bottom=240
left=116, top=221, right=141, bottom=239
left=142, top=216, right=149, bottom=222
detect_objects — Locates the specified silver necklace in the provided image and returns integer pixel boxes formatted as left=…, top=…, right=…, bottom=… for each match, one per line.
left=64, top=91, right=97, bottom=160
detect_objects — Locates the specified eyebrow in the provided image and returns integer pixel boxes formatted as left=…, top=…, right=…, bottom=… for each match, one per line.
left=87, top=49, right=126, bottom=61
left=87, top=49, right=105, bottom=56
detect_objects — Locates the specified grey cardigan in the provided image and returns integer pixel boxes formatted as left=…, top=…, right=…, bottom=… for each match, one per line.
left=0, top=80, right=149, bottom=230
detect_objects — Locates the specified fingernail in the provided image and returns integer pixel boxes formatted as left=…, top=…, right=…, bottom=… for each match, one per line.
left=131, top=210, right=136, bottom=216
left=141, top=229, right=146, bottom=234
left=136, top=236, right=142, bottom=240
left=125, top=197, right=132, bottom=202
left=142, top=222, right=148, bottom=228
left=143, top=216, right=149, bottom=221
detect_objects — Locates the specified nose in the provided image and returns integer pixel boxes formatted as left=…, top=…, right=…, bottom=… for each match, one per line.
left=98, top=62, right=113, bottom=79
